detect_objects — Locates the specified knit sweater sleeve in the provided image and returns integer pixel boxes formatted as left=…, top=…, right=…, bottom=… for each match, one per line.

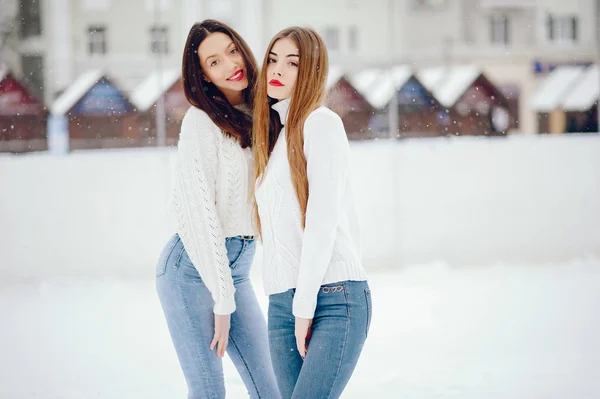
left=292, top=110, right=350, bottom=319
left=170, top=107, right=235, bottom=315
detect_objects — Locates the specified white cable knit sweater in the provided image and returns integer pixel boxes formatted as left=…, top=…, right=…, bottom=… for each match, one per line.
left=170, top=106, right=254, bottom=315
left=255, top=98, right=368, bottom=319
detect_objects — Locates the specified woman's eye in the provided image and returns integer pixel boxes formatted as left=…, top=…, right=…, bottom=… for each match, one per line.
left=231, top=48, right=238, bottom=54
left=289, top=62, right=298, bottom=67
left=268, top=58, right=276, bottom=63
left=210, top=60, right=218, bottom=67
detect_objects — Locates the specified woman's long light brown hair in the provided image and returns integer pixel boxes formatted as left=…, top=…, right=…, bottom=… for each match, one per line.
left=252, top=27, right=329, bottom=237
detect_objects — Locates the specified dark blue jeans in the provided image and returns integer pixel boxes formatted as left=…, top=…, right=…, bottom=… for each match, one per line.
left=268, top=280, right=372, bottom=399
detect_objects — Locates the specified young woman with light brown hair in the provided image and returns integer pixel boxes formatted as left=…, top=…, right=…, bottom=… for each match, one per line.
left=253, top=26, right=372, bottom=399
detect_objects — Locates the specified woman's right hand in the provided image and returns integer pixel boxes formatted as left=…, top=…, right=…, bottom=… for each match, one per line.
left=210, top=313, right=231, bottom=357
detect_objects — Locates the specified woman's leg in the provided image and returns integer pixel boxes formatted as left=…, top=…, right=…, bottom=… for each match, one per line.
left=268, top=290, right=304, bottom=399
left=291, top=281, right=372, bottom=399
left=225, top=238, right=281, bottom=399
left=156, top=235, right=226, bottom=399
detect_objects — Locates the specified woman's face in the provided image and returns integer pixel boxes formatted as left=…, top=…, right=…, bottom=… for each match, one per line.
left=198, top=32, right=248, bottom=103
left=266, top=37, right=299, bottom=100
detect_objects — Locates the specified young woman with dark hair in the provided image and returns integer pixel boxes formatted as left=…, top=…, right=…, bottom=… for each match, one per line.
left=156, top=19, right=279, bottom=399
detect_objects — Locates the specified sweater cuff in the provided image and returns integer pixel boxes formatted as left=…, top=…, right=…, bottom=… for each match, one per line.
left=213, top=297, right=236, bottom=315
left=292, top=294, right=317, bottom=319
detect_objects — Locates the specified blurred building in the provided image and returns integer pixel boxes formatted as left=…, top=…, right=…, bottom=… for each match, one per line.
left=0, top=0, right=597, bottom=135
left=0, top=0, right=263, bottom=104
left=263, top=0, right=597, bottom=134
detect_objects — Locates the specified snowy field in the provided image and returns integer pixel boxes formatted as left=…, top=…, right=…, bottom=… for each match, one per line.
left=1, top=261, right=600, bottom=398
left=1, top=135, right=599, bottom=397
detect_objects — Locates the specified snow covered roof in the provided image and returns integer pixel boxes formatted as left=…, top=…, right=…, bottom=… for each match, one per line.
left=363, top=66, right=413, bottom=109
left=348, top=68, right=382, bottom=95
left=417, top=66, right=446, bottom=92
left=51, top=69, right=105, bottom=116
left=529, top=66, right=586, bottom=112
left=418, top=66, right=481, bottom=108
left=326, top=65, right=344, bottom=90
left=130, top=68, right=181, bottom=112
left=0, top=64, right=7, bottom=82
left=438, top=66, right=481, bottom=108
left=562, top=65, right=599, bottom=112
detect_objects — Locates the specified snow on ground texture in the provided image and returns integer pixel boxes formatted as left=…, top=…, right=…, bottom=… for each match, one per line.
left=1, top=261, right=599, bottom=399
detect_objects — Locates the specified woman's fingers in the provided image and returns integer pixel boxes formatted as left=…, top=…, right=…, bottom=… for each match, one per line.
left=296, top=334, right=306, bottom=358
left=210, top=335, right=218, bottom=351
left=210, top=334, right=228, bottom=358
left=218, top=335, right=228, bottom=357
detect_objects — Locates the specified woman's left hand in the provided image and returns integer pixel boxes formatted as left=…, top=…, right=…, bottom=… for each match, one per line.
left=295, top=317, right=313, bottom=359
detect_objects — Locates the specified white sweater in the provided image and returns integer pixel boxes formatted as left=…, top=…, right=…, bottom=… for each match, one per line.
left=255, top=98, right=368, bottom=319
left=170, top=106, right=255, bottom=315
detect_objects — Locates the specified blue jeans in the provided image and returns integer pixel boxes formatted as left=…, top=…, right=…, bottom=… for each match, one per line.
left=268, top=280, right=372, bottom=399
left=156, top=234, right=280, bottom=399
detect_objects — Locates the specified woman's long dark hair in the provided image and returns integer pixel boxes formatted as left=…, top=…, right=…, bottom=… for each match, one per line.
left=182, top=19, right=257, bottom=148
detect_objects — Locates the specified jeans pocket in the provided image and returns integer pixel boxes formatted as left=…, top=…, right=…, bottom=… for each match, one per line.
left=156, top=235, right=180, bottom=278
left=364, top=288, right=372, bottom=337
left=227, top=238, right=249, bottom=269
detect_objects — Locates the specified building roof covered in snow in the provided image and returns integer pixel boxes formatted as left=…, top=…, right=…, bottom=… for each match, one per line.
left=417, top=67, right=445, bottom=92
left=562, top=65, right=599, bottom=112
left=363, top=66, right=413, bottom=109
left=0, top=64, right=7, bottom=83
left=130, top=68, right=181, bottom=112
left=529, top=66, right=586, bottom=112
left=418, top=66, right=481, bottom=108
left=326, top=65, right=344, bottom=90
left=348, top=68, right=382, bottom=95
left=51, top=70, right=105, bottom=116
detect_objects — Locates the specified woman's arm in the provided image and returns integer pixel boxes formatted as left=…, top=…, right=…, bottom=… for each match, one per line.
left=293, top=110, right=350, bottom=319
left=171, top=108, right=236, bottom=315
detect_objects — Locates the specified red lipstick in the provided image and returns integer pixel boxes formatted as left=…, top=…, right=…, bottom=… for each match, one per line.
left=228, top=69, right=244, bottom=82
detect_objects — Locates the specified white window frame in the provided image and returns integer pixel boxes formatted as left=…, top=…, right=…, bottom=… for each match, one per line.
left=547, top=14, right=578, bottom=45
left=348, top=26, right=359, bottom=52
left=88, top=25, right=107, bottom=55
left=324, top=27, right=340, bottom=51
left=150, top=26, right=169, bottom=54
left=490, top=14, right=510, bottom=45
left=412, top=0, right=447, bottom=9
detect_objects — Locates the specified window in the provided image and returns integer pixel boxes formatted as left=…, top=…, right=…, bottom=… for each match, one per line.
left=490, top=14, right=509, bottom=45
left=348, top=26, right=358, bottom=52
left=21, top=54, right=44, bottom=99
left=412, top=0, right=447, bottom=9
left=547, top=15, right=578, bottom=44
left=81, top=0, right=110, bottom=10
left=150, top=26, right=169, bottom=54
left=88, top=26, right=107, bottom=55
left=19, top=0, right=42, bottom=38
left=145, top=0, right=172, bottom=11
left=324, top=27, right=340, bottom=51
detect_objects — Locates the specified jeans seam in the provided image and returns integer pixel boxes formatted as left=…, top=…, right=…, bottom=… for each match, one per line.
left=229, top=239, right=248, bottom=270
left=173, top=244, right=186, bottom=270
left=365, top=288, right=372, bottom=337
left=175, top=264, right=212, bottom=394
left=229, top=333, right=261, bottom=398
left=156, top=236, right=181, bottom=277
left=325, top=286, right=351, bottom=399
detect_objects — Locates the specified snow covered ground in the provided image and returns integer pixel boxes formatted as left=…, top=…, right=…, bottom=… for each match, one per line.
left=1, top=135, right=599, bottom=397
left=1, top=135, right=599, bottom=281
left=1, top=261, right=600, bottom=398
